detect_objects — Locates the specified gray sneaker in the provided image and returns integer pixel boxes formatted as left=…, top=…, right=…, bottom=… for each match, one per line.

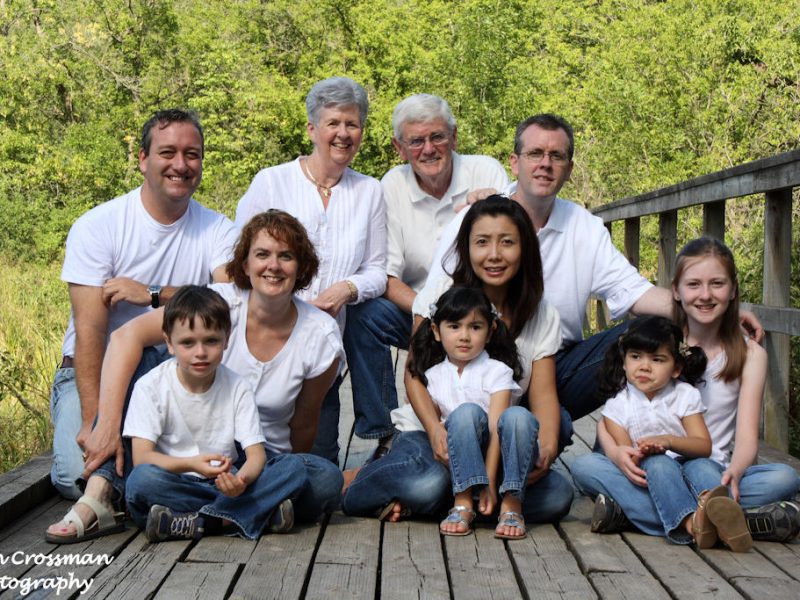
left=145, top=505, right=205, bottom=542
left=591, top=493, right=632, bottom=533
left=268, top=499, right=295, bottom=534
left=744, top=500, right=800, bottom=542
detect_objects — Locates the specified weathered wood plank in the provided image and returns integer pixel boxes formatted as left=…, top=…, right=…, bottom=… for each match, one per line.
left=304, top=513, right=379, bottom=599
left=82, top=534, right=191, bottom=599
left=228, top=523, right=320, bottom=600
left=624, top=217, right=640, bottom=269
left=508, top=523, right=596, bottom=599
left=752, top=540, right=800, bottom=581
left=703, top=200, right=726, bottom=241
left=740, top=303, right=800, bottom=337
left=593, top=149, right=800, bottom=222
left=186, top=536, right=256, bottom=564
left=380, top=520, right=449, bottom=600
left=698, top=546, right=800, bottom=598
left=153, top=562, right=239, bottom=600
left=444, top=527, right=522, bottom=599
left=657, top=210, right=677, bottom=288
left=623, top=531, right=743, bottom=598
left=756, top=441, right=800, bottom=472
left=0, top=454, right=56, bottom=531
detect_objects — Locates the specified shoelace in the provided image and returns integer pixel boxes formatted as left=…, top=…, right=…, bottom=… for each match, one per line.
left=170, top=513, right=199, bottom=537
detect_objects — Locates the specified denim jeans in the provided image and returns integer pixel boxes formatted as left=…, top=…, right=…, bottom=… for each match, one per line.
left=343, top=298, right=411, bottom=440
left=681, top=458, right=800, bottom=508
left=445, top=404, right=536, bottom=498
left=342, top=430, right=452, bottom=517
left=556, top=322, right=630, bottom=421
left=125, top=454, right=307, bottom=540
left=294, top=453, right=344, bottom=521
left=310, top=375, right=344, bottom=465
left=572, top=451, right=697, bottom=543
left=92, top=346, right=172, bottom=501
left=49, top=367, right=83, bottom=499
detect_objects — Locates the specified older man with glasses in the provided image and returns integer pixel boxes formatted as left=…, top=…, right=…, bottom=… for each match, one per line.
left=343, top=94, right=509, bottom=461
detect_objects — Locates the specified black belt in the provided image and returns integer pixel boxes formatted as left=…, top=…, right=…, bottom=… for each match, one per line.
left=60, top=356, right=74, bottom=369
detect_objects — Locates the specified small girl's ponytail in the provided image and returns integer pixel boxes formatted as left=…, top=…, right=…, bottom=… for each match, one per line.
left=680, top=344, right=707, bottom=386
left=407, top=317, right=445, bottom=386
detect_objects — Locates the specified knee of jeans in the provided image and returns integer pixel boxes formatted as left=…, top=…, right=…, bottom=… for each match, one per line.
left=640, top=454, right=679, bottom=475
left=403, top=467, right=450, bottom=507
left=764, top=464, right=800, bottom=498
left=447, top=402, right=486, bottom=429
left=498, top=406, right=538, bottom=436
left=125, top=464, right=161, bottom=501
left=570, top=453, right=608, bottom=495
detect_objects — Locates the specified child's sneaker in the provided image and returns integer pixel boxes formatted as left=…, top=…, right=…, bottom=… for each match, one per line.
left=145, top=505, right=205, bottom=542
left=268, top=499, right=294, bottom=534
left=744, top=500, right=800, bottom=542
left=591, top=493, right=632, bottom=533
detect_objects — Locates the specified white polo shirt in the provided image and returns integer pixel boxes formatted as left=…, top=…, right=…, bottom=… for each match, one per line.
left=419, top=188, right=653, bottom=345
left=382, top=152, right=508, bottom=293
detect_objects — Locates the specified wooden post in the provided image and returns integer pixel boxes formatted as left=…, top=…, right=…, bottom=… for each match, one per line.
left=703, top=200, right=726, bottom=241
left=762, top=189, right=792, bottom=450
left=624, top=217, right=640, bottom=268
left=657, top=210, right=677, bottom=288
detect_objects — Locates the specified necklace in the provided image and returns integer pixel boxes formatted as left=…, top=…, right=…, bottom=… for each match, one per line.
left=302, top=157, right=333, bottom=200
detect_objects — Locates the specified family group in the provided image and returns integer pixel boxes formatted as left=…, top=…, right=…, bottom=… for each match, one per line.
left=43, top=76, right=799, bottom=549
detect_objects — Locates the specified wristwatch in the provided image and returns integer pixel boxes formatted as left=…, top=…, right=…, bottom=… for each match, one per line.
left=148, top=285, right=161, bottom=308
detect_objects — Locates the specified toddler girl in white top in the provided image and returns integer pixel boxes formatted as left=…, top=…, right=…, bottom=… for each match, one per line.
left=406, top=286, right=522, bottom=537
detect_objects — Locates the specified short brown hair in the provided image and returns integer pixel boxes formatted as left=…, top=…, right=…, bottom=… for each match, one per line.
left=162, top=285, right=231, bottom=339
left=226, top=210, right=320, bottom=292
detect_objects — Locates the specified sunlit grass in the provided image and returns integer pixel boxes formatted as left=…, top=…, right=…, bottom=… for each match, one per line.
left=0, top=260, right=69, bottom=473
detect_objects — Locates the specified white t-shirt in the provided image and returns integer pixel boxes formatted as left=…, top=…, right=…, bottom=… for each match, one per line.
left=425, top=351, right=522, bottom=420
left=123, top=361, right=266, bottom=477
left=697, top=351, right=740, bottom=466
left=234, top=158, right=387, bottom=331
left=422, top=192, right=653, bottom=345
left=210, top=283, right=345, bottom=455
left=602, top=380, right=706, bottom=459
left=60, top=187, right=238, bottom=356
left=393, top=278, right=561, bottom=432
left=383, top=153, right=509, bottom=293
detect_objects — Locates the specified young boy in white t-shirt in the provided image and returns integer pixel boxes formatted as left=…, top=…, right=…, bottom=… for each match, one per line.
left=123, top=286, right=307, bottom=541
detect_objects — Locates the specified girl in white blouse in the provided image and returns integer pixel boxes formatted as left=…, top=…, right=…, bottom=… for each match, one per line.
left=406, top=286, right=523, bottom=538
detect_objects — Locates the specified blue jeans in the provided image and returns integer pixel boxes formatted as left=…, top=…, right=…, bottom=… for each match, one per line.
left=572, top=452, right=698, bottom=543
left=50, top=367, right=83, bottom=499
left=342, top=430, right=452, bottom=518
left=125, top=455, right=307, bottom=540
left=343, top=298, right=410, bottom=440
left=293, top=453, right=344, bottom=521
left=311, top=375, right=344, bottom=465
left=445, top=404, right=536, bottom=498
left=556, top=322, right=630, bottom=421
left=681, top=458, right=800, bottom=507
left=92, top=346, right=173, bottom=501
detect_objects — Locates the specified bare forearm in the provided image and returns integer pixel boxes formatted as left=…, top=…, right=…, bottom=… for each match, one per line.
left=74, top=331, right=106, bottom=427
left=383, top=276, right=416, bottom=314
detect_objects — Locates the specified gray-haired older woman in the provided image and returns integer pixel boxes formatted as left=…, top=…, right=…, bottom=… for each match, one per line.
left=235, top=77, right=387, bottom=464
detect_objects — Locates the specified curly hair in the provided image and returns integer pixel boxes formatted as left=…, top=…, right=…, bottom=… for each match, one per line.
left=226, top=210, right=319, bottom=293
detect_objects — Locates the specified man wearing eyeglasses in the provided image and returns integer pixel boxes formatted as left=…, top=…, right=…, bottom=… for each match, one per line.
left=424, top=113, right=762, bottom=424
left=343, top=94, right=508, bottom=460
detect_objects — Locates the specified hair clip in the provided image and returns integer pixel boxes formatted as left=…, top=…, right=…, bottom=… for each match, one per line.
left=428, top=302, right=437, bottom=318
left=490, top=303, right=501, bottom=319
left=679, top=341, right=691, bottom=357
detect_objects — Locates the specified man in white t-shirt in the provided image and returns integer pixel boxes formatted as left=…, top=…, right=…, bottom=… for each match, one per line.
left=426, top=114, right=762, bottom=421
left=50, top=109, right=238, bottom=500
left=343, top=94, right=509, bottom=458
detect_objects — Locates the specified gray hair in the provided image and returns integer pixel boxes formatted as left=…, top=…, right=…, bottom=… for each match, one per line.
left=392, top=94, right=456, bottom=140
left=305, top=77, right=369, bottom=127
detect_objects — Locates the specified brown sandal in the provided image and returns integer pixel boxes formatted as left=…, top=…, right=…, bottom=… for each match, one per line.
left=692, top=485, right=728, bottom=548
left=706, top=497, right=752, bottom=552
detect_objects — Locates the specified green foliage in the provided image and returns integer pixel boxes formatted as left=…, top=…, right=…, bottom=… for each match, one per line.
left=0, top=0, right=798, bottom=465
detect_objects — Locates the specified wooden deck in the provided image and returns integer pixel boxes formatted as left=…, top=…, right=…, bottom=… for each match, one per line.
left=2, top=360, right=800, bottom=600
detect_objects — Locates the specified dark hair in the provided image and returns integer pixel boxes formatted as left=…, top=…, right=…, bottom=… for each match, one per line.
left=513, top=113, right=574, bottom=160
left=163, top=285, right=231, bottom=339
left=598, top=316, right=707, bottom=399
left=407, top=286, right=522, bottom=385
left=140, top=109, right=204, bottom=156
left=446, top=195, right=543, bottom=339
left=226, top=210, right=319, bottom=292
left=672, top=237, right=745, bottom=383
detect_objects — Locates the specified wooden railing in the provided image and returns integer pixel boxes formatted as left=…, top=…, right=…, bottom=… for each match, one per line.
left=591, top=150, right=800, bottom=451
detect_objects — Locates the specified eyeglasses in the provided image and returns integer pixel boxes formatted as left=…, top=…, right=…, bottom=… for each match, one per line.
left=403, top=132, right=450, bottom=150
left=518, top=149, right=569, bottom=164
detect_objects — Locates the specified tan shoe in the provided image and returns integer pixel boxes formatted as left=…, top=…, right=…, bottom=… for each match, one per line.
left=692, top=485, right=728, bottom=548
left=706, top=497, right=752, bottom=552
